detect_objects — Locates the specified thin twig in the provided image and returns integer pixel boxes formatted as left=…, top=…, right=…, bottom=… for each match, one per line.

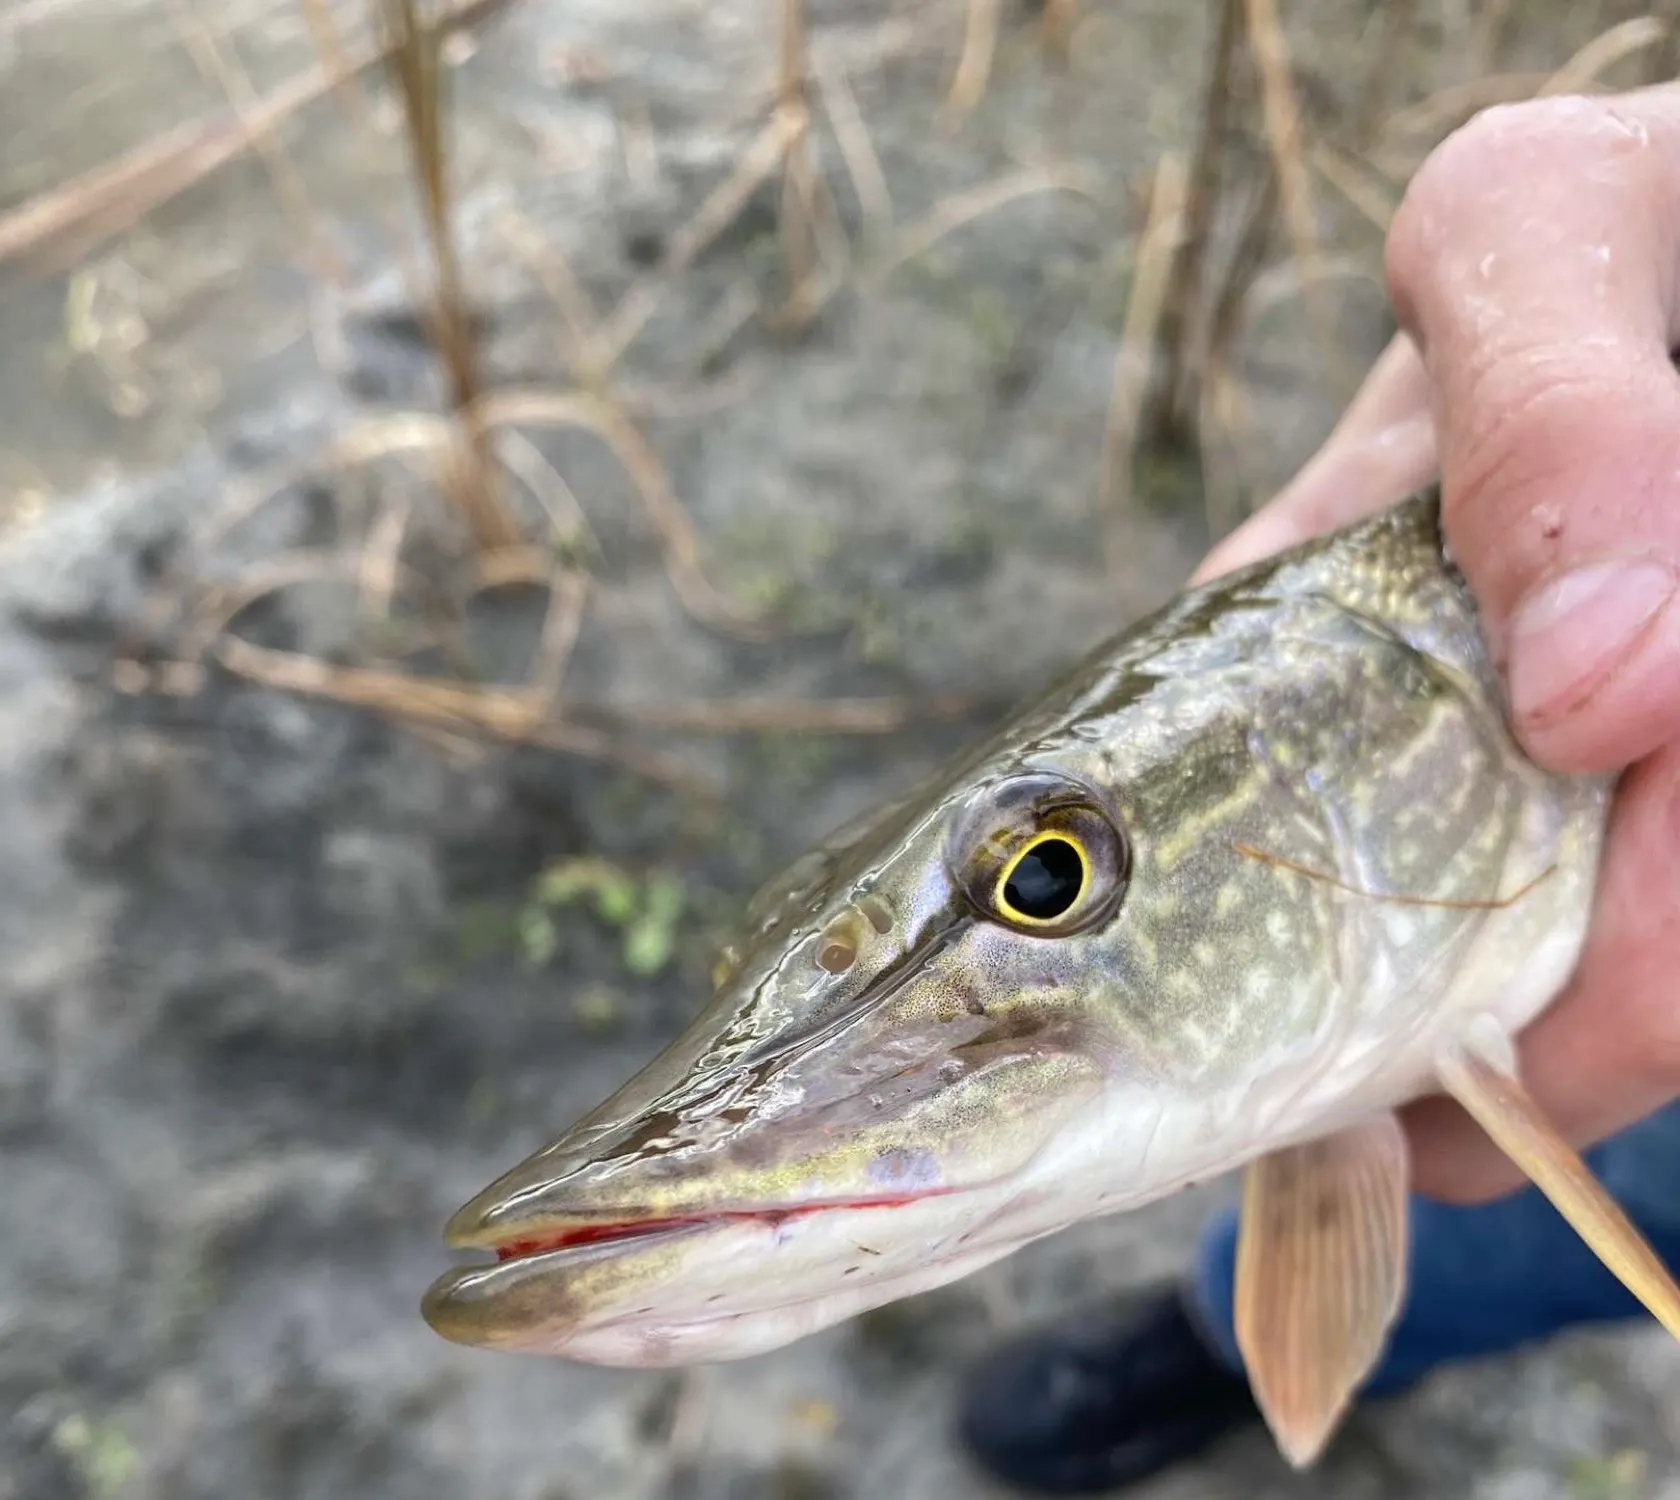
left=0, top=0, right=514, bottom=272
left=776, top=0, right=821, bottom=322
left=1141, top=0, right=1242, bottom=447
left=166, top=0, right=343, bottom=278
left=1097, top=153, right=1188, bottom=569
left=214, top=635, right=706, bottom=790
left=597, top=107, right=805, bottom=368
left=941, top=0, right=1003, bottom=128
left=812, top=48, right=894, bottom=240
left=478, top=387, right=769, bottom=638
left=376, top=0, right=522, bottom=553
left=1241, top=0, right=1351, bottom=396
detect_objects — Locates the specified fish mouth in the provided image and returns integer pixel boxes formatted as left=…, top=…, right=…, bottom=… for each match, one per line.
left=457, top=1192, right=939, bottom=1265
left=421, top=1190, right=952, bottom=1357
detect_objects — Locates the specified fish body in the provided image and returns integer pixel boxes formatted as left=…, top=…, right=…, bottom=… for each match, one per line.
left=424, top=491, right=1618, bottom=1407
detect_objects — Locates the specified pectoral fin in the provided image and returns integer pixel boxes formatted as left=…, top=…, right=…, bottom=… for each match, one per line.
left=1234, top=1112, right=1409, bottom=1468
left=1436, top=1034, right=1680, bottom=1342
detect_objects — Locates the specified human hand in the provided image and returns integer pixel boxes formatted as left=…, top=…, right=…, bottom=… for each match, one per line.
left=1193, top=87, right=1680, bottom=1203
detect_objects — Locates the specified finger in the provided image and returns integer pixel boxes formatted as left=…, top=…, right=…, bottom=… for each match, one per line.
left=1388, top=89, right=1680, bottom=776
left=1192, top=334, right=1437, bottom=583
left=1404, top=739, right=1680, bottom=1203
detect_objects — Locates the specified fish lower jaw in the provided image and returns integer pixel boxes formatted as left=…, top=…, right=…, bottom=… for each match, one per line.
left=534, top=1235, right=1031, bottom=1367
left=424, top=1188, right=1038, bottom=1367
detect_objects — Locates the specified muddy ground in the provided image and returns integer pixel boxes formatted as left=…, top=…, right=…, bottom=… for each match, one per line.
left=3, top=2, right=1679, bottom=1498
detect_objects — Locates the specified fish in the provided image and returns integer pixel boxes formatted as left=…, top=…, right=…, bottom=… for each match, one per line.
left=422, top=488, right=1680, bottom=1466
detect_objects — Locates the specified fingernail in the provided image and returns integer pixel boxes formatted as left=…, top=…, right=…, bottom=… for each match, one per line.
left=1508, top=559, right=1677, bottom=724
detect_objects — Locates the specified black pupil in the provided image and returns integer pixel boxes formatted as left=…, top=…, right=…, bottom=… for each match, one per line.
left=1004, top=838, right=1083, bottom=921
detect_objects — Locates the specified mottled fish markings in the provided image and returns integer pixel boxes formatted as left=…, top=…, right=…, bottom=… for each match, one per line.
left=424, top=491, right=1679, bottom=1467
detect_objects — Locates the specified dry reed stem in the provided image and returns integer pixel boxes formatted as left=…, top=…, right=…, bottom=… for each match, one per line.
left=213, top=635, right=705, bottom=789
left=377, top=0, right=522, bottom=554
left=167, top=0, right=342, bottom=279
left=812, top=49, right=894, bottom=238
left=941, top=0, right=1002, bottom=128
left=180, top=548, right=407, bottom=662
left=494, top=208, right=609, bottom=384
left=1539, top=16, right=1666, bottom=96
left=0, top=0, right=512, bottom=272
left=298, top=0, right=370, bottom=125
left=1196, top=168, right=1277, bottom=537
left=1142, top=0, right=1242, bottom=446
left=359, top=496, right=413, bottom=632
left=1351, top=0, right=1417, bottom=145
left=777, top=0, right=821, bottom=321
left=1308, top=139, right=1397, bottom=230
left=487, top=426, right=600, bottom=559
left=1375, top=17, right=1667, bottom=179
left=1097, top=153, right=1188, bottom=570
left=1241, top=0, right=1352, bottom=398
left=524, top=569, right=591, bottom=714
left=478, top=387, right=768, bottom=638
left=596, top=107, right=805, bottom=369
left=1378, top=73, right=1552, bottom=153
left=864, top=163, right=1098, bottom=283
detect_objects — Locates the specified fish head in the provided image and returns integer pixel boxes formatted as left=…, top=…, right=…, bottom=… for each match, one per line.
left=421, top=494, right=1603, bottom=1370
left=420, top=736, right=1249, bottom=1365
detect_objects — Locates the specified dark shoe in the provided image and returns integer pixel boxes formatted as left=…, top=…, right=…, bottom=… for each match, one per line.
left=957, top=1286, right=1261, bottom=1494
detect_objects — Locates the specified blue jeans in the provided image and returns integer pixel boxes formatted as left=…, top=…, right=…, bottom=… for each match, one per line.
left=1187, top=1102, right=1680, bottom=1394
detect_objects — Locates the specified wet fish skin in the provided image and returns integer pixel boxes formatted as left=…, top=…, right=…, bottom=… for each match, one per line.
left=423, top=489, right=1610, bottom=1367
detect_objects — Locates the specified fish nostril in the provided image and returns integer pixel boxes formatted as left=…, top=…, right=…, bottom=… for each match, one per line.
left=817, top=934, right=858, bottom=974
left=857, top=893, right=894, bottom=934
left=816, top=909, right=864, bottom=974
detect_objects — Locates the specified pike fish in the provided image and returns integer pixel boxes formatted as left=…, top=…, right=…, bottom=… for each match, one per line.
left=423, top=490, right=1680, bottom=1465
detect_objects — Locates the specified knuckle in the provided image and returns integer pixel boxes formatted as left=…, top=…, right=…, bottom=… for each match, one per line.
left=1388, top=94, right=1655, bottom=306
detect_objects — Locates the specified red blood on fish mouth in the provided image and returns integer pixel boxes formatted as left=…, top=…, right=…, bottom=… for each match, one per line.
left=490, top=1193, right=939, bottom=1263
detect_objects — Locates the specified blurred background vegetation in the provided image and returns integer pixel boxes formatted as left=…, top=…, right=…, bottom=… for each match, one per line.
left=1, top=2, right=1676, bottom=1498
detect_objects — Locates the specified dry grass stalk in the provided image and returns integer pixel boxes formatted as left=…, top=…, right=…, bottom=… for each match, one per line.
left=494, top=208, right=610, bottom=385
left=1308, top=139, right=1397, bottom=231
left=166, top=0, right=342, bottom=279
left=596, top=106, right=805, bottom=369
left=1140, top=0, right=1243, bottom=447
left=812, top=49, right=894, bottom=239
left=865, top=163, right=1098, bottom=284
left=1350, top=0, right=1417, bottom=145
left=1539, top=16, right=1666, bottom=96
left=941, top=0, right=1002, bottom=128
left=213, top=634, right=706, bottom=789
left=1196, top=168, right=1277, bottom=537
left=359, top=496, right=414, bottom=632
left=298, top=0, right=372, bottom=126
left=478, top=387, right=768, bottom=638
left=1241, top=0, right=1353, bottom=398
left=1097, top=153, right=1188, bottom=569
left=0, top=0, right=512, bottom=273
left=1374, top=16, right=1668, bottom=182
left=376, top=0, right=523, bottom=554
left=776, top=0, right=821, bottom=319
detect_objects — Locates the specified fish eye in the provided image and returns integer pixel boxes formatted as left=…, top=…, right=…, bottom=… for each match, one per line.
left=946, top=772, right=1128, bottom=936
left=997, top=833, right=1088, bottom=925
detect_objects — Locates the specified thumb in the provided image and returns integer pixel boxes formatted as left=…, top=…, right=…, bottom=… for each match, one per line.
left=1389, top=91, right=1680, bottom=775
